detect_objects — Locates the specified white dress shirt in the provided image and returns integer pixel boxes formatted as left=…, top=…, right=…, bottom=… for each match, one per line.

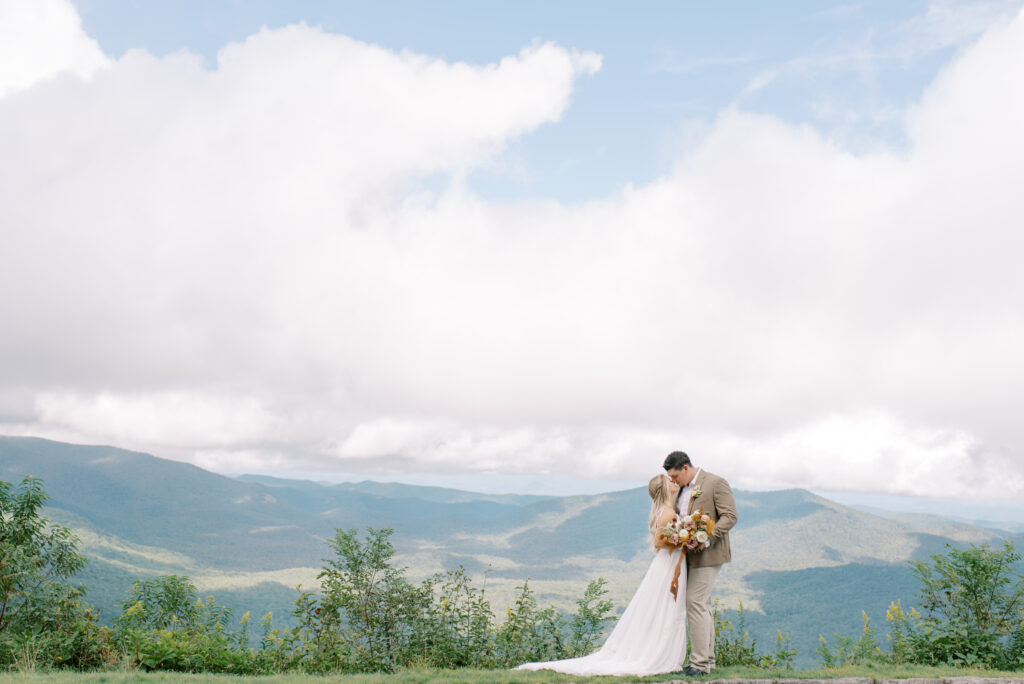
left=678, top=468, right=702, bottom=514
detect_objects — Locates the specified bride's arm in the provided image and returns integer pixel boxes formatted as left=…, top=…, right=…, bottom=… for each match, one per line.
left=651, top=506, right=678, bottom=549
left=655, top=506, right=677, bottom=529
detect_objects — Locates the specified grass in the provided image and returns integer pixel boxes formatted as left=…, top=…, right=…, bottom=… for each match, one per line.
left=2, top=663, right=1023, bottom=684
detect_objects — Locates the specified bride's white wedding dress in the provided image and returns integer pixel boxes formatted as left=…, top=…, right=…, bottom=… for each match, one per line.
left=516, top=545, right=687, bottom=676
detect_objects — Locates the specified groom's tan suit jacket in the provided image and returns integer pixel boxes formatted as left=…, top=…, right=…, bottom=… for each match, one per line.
left=683, top=470, right=738, bottom=568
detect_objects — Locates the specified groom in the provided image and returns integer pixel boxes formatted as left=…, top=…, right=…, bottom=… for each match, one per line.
left=664, top=450, right=738, bottom=677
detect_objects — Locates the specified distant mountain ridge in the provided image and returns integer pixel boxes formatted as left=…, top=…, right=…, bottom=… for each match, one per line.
left=2, top=435, right=1020, bottom=666
left=852, top=504, right=1024, bottom=534
left=237, top=474, right=557, bottom=507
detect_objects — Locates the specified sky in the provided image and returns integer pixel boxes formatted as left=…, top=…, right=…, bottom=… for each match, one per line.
left=1, top=0, right=1023, bottom=502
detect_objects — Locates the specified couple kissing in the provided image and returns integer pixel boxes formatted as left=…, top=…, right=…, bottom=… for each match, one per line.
left=517, top=450, right=738, bottom=677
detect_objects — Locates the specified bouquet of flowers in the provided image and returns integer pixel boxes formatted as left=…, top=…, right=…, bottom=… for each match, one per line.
left=659, top=509, right=716, bottom=552
left=659, top=509, right=716, bottom=600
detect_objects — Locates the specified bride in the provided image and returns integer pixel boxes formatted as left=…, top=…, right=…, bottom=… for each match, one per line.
left=516, top=474, right=688, bottom=676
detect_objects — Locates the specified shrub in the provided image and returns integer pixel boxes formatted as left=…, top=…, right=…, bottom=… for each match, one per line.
left=308, top=527, right=614, bottom=672
left=2, top=498, right=617, bottom=676
left=715, top=600, right=796, bottom=669
left=317, top=527, right=431, bottom=671
left=114, top=575, right=257, bottom=673
left=822, top=542, right=1024, bottom=670
left=494, top=580, right=566, bottom=665
left=0, top=476, right=115, bottom=670
left=909, top=541, right=1023, bottom=667
left=567, top=577, right=614, bottom=658
left=259, top=584, right=358, bottom=673
left=414, top=566, right=496, bottom=668
left=817, top=611, right=882, bottom=667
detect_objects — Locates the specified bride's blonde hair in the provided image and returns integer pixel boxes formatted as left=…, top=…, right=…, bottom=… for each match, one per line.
left=648, top=474, right=674, bottom=534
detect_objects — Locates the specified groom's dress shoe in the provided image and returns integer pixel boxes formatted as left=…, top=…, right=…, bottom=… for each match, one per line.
left=683, top=666, right=707, bottom=677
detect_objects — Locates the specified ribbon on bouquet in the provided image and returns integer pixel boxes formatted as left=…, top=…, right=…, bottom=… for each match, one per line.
left=669, top=549, right=685, bottom=600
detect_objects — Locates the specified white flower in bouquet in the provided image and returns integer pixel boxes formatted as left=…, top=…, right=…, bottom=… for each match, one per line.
left=696, top=530, right=708, bottom=544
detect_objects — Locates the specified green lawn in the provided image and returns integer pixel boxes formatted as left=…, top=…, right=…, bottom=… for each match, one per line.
left=2, top=663, right=1023, bottom=684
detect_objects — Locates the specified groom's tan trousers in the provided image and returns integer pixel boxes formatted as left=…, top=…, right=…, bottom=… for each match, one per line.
left=686, top=564, right=722, bottom=672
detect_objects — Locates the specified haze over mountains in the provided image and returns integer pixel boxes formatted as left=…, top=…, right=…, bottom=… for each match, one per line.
left=2, top=435, right=1020, bottom=666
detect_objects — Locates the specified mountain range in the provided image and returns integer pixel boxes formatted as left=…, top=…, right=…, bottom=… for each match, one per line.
left=2, top=435, right=1020, bottom=667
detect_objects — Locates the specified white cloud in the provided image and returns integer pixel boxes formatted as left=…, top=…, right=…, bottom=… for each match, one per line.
left=35, top=391, right=278, bottom=447
left=1, top=1, right=1022, bottom=500
left=710, top=413, right=984, bottom=496
left=0, top=0, right=109, bottom=97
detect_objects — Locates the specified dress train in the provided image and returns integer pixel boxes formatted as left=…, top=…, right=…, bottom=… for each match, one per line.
left=515, top=546, right=687, bottom=677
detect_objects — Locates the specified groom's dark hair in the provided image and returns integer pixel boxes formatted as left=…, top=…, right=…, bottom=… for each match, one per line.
left=663, top=451, right=691, bottom=470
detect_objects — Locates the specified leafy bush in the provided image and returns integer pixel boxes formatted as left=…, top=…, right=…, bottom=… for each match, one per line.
left=819, top=541, right=1024, bottom=670
left=317, top=527, right=432, bottom=671
left=908, top=541, right=1023, bottom=668
left=0, top=584, right=116, bottom=671
left=0, top=476, right=117, bottom=670
left=249, top=527, right=614, bottom=673
left=257, top=586, right=354, bottom=674
left=114, top=575, right=258, bottom=673
left=567, top=577, right=615, bottom=657
left=414, top=566, right=497, bottom=667
left=817, top=611, right=882, bottom=667
left=3, top=481, right=617, bottom=675
left=1004, top=625, right=1024, bottom=670
left=714, top=600, right=796, bottom=669
left=493, top=579, right=566, bottom=665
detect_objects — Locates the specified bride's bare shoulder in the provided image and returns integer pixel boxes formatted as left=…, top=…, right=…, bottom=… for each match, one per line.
left=655, top=505, right=677, bottom=527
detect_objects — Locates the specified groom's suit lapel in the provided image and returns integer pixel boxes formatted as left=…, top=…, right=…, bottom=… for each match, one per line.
left=687, top=470, right=707, bottom=515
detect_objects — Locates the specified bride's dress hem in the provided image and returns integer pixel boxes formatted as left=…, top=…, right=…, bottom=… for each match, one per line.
left=513, top=546, right=687, bottom=677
